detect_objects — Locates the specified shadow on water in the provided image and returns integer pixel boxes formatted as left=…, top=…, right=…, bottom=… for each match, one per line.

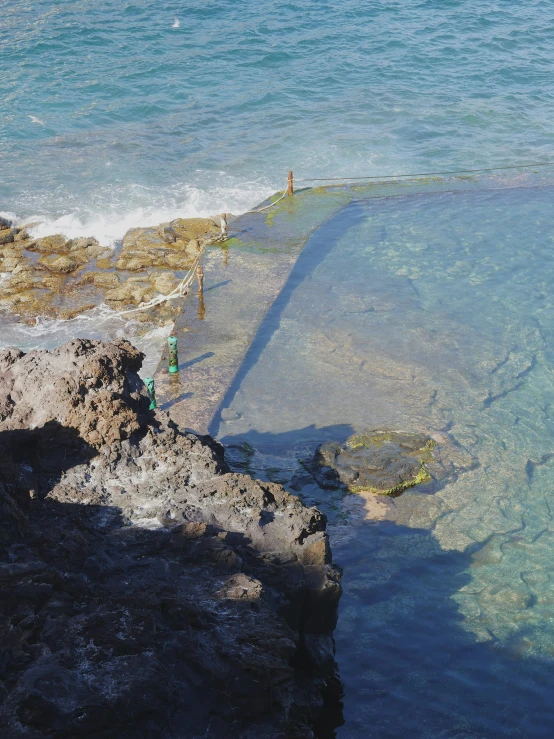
left=221, top=426, right=554, bottom=739
left=335, top=517, right=554, bottom=738
left=209, top=202, right=368, bottom=438
left=159, top=391, right=194, bottom=411
left=220, top=423, right=356, bottom=452
left=179, top=350, right=215, bottom=370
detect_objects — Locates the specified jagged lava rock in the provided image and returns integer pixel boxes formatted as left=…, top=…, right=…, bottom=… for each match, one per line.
left=0, top=339, right=149, bottom=448
left=0, top=339, right=342, bottom=738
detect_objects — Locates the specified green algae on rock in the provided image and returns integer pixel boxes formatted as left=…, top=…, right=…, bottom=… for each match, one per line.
left=308, top=431, right=435, bottom=497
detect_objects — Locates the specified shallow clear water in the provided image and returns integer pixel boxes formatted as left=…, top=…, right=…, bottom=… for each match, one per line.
left=217, top=182, right=554, bottom=736
left=5, top=2, right=554, bottom=732
left=3, top=0, right=554, bottom=239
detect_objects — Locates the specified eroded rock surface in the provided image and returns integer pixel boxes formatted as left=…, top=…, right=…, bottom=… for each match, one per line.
left=0, top=339, right=342, bottom=738
left=0, top=216, right=222, bottom=324
left=307, top=430, right=435, bottom=496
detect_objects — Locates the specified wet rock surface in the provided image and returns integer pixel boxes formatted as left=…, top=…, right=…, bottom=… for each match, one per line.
left=306, top=431, right=436, bottom=496
left=0, top=216, right=222, bottom=324
left=0, top=339, right=342, bottom=738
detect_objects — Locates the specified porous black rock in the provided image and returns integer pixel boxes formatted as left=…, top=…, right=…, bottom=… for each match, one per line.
left=0, top=339, right=342, bottom=738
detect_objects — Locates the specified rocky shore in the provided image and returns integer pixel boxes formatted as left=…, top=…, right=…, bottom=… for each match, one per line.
left=0, top=216, right=224, bottom=323
left=0, top=339, right=342, bottom=738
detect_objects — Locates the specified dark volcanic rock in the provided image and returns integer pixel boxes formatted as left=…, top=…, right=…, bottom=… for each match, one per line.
left=0, top=339, right=149, bottom=448
left=308, top=430, right=435, bottom=497
left=0, top=339, right=342, bottom=738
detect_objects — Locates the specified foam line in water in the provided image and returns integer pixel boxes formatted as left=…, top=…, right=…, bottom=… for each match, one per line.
left=0, top=305, right=174, bottom=378
left=6, top=180, right=276, bottom=246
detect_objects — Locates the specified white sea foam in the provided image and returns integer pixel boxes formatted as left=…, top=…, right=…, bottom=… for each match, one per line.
left=0, top=305, right=174, bottom=377
left=9, top=181, right=275, bottom=246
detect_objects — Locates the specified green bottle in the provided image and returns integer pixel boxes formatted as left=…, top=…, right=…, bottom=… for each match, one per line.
left=168, top=335, right=179, bottom=373
left=145, top=377, right=157, bottom=410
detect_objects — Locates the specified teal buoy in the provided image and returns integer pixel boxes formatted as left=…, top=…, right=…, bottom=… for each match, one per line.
left=145, top=377, right=157, bottom=410
left=168, top=335, right=179, bottom=373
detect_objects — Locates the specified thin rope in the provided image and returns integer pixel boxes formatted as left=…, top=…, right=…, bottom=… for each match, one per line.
left=294, top=161, right=554, bottom=183
left=96, top=245, right=206, bottom=324
left=243, top=189, right=287, bottom=213
left=94, top=191, right=288, bottom=324
left=56, top=161, right=554, bottom=325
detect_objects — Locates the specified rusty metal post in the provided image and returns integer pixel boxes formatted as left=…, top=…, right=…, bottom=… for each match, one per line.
left=287, top=170, right=294, bottom=196
left=197, top=293, right=205, bottom=320
left=196, top=263, right=204, bottom=294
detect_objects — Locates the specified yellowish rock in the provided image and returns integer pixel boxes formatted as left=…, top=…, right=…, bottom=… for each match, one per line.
left=116, top=256, right=155, bottom=271
left=105, top=282, right=151, bottom=306
left=0, top=230, right=15, bottom=246
left=1, top=254, right=24, bottom=272
left=150, top=271, right=179, bottom=295
left=28, top=234, right=68, bottom=254
left=93, top=272, right=120, bottom=290
left=165, top=253, right=191, bottom=269
left=42, top=275, right=65, bottom=291
left=0, top=216, right=216, bottom=323
left=39, top=254, right=80, bottom=274
left=65, top=237, right=99, bottom=252
left=58, top=304, right=96, bottom=320
left=96, top=257, right=115, bottom=270
left=13, top=229, right=30, bottom=242
left=166, top=218, right=218, bottom=241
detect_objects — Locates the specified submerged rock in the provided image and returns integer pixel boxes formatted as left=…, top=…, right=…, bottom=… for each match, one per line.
left=0, top=339, right=342, bottom=737
left=307, top=430, right=435, bottom=496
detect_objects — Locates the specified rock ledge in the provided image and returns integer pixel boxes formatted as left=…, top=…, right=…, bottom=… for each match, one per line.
left=0, top=339, right=342, bottom=738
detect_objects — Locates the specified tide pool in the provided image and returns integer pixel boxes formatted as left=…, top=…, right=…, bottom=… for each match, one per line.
left=4, top=0, right=554, bottom=733
left=217, top=179, right=554, bottom=736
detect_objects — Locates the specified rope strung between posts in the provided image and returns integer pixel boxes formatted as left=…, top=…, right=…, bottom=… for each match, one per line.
left=293, top=160, right=554, bottom=183
left=95, top=192, right=289, bottom=323
left=96, top=245, right=206, bottom=323
left=79, top=160, right=554, bottom=324
left=243, top=189, right=287, bottom=213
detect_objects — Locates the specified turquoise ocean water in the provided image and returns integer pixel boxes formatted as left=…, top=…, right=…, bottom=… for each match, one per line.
left=4, top=2, right=554, bottom=736
left=2, top=0, right=554, bottom=238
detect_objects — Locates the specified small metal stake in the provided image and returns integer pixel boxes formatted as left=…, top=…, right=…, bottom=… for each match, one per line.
left=145, top=377, right=157, bottom=410
left=197, top=293, right=205, bottom=320
left=196, top=263, right=204, bottom=293
left=167, top=335, right=179, bottom=373
left=287, top=170, right=294, bottom=196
